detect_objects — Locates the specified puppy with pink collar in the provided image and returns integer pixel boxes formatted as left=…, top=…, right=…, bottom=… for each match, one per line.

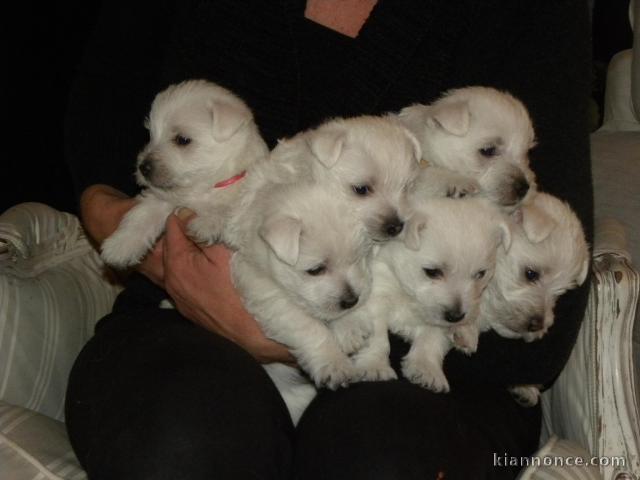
left=101, top=79, right=268, bottom=268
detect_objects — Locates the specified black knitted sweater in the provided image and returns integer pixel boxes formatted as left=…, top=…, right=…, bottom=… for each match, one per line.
left=65, top=0, right=594, bottom=390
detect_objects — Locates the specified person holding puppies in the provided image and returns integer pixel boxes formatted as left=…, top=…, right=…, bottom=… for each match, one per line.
left=65, top=1, right=593, bottom=479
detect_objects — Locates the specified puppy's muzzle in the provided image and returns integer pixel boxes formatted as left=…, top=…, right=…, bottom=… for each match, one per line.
left=443, top=307, right=466, bottom=323
left=382, top=216, right=404, bottom=238
left=138, top=158, right=154, bottom=180
left=339, top=287, right=359, bottom=310
left=513, top=178, right=530, bottom=200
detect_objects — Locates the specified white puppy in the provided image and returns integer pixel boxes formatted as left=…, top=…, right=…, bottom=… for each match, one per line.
left=231, top=182, right=374, bottom=423
left=352, top=197, right=511, bottom=393
left=479, top=192, right=589, bottom=341
left=227, top=115, right=421, bottom=247
left=472, top=192, right=589, bottom=405
left=101, top=79, right=268, bottom=267
left=399, top=86, right=537, bottom=209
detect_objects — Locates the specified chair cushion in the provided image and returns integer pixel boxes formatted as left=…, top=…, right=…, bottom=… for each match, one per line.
left=0, top=400, right=85, bottom=479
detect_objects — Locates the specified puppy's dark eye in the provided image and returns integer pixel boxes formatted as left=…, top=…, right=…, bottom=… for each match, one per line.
left=524, top=268, right=540, bottom=282
left=173, top=134, right=192, bottom=146
left=479, top=146, right=497, bottom=158
left=423, top=268, right=443, bottom=279
left=474, top=269, right=487, bottom=280
left=306, top=265, right=326, bottom=276
left=352, top=185, right=372, bottom=196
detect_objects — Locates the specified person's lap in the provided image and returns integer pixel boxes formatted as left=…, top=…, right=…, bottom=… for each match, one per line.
left=65, top=277, right=540, bottom=480
left=66, top=276, right=294, bottom=479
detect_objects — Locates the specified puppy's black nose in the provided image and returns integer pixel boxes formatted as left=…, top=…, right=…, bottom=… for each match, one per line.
left=444, top=309, right=466, bottom=323
left=383, top=217, right=404, bottom=237
left=339, top=289, right=359, bottom=310
left=527, top=315, right=544, bottom=332
left=514, top=178, right=530, bottom=199
left=139, top=159, right=153, bottom=178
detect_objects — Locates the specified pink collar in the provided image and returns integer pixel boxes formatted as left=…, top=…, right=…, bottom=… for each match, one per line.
left=214, top=171, right=247, bottom=189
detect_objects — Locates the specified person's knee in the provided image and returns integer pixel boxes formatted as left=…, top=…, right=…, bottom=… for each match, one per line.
left=68, top=316, right=294, bottom=479
left=294, top=381, right=539, bottom=480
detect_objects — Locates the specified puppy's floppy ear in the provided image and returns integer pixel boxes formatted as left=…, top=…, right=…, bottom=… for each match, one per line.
left=210, top=100, right=251, bottom=142
left=427, top=100, right=470, bottom=137
left=259, top=215, right=302, bottom=266
left=398, top=104, right=429, bottom=138
left=403, top=128, right=423, bottom=164
left=404, top=213, right=427, bottom=251
left=511, top=208, right=523, bottom=225
left=497, top=220, right=512, bottom=253
left=307, top=128, right=345, bottom=169
left=520, top=205, right=557, bottom=243
left=576, top=257, right=590, bottom=286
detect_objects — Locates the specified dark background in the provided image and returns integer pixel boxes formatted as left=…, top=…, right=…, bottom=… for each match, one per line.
left=6, top=3, right=102, bottom=215
left=3, top=0, right=634, bottom=216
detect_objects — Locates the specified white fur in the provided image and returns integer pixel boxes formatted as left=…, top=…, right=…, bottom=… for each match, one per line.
left=399, top=86, right=537, bottom=210
left=352, top=197, right=511, bottom=393
left=226, top=115, right=421, bottom=247
left=478, top=192, right=589, bottom=341
left=225, top=115, right=422, bottom=421
left=231, top=183, right=375, bottom=423
left=508, top=385, right=542, bottom=407
left=101, top=79, right=268, bottom=267
left=476, top=192, right=589, bottom=405
left=222, top=115, right=420, bottom=424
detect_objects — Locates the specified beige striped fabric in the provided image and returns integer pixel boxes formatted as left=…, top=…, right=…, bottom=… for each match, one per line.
left=0, top=400, right=86, bottom=480
left=0, top=203, right=122, bottom=421
left=517, top=436, right=602, bottom=480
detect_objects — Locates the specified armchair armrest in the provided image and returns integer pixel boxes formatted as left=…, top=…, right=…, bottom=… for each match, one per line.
left=541, top=218, right=639, bottom=479
left=0, top=203, right=122, bottom=421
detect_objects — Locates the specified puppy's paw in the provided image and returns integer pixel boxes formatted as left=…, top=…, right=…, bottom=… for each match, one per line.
left=332, top=322, right=372, bottom=355
left=451, top=324, right=479, bottom=355
left=354, top=358, right=397, bottom=382
left=101, top=231, right=149, bottom=268
left=509, top=385, right=540, bottom=407
left=187, top=214, right=224, bottom=245
left=445, top=178, right=480, bottom=199
left=309, top=357, right=356, bottom=390
left=401, top=356, right=450, bottom=393
left=522, top=330, right=547, bottom=343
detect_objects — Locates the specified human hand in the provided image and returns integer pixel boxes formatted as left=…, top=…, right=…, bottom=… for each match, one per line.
left=80, top=185, right=290, bottom=363
left=163, top=211, right=294, bottom=364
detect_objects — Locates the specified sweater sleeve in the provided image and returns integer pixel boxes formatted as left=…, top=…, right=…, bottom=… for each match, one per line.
left=64, top=0, right=175, bottom=201
left=441, top=0, right=594, bottom=389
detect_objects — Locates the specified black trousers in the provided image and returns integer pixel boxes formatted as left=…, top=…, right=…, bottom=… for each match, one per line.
left=66, top=276, right=541, bottom=480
